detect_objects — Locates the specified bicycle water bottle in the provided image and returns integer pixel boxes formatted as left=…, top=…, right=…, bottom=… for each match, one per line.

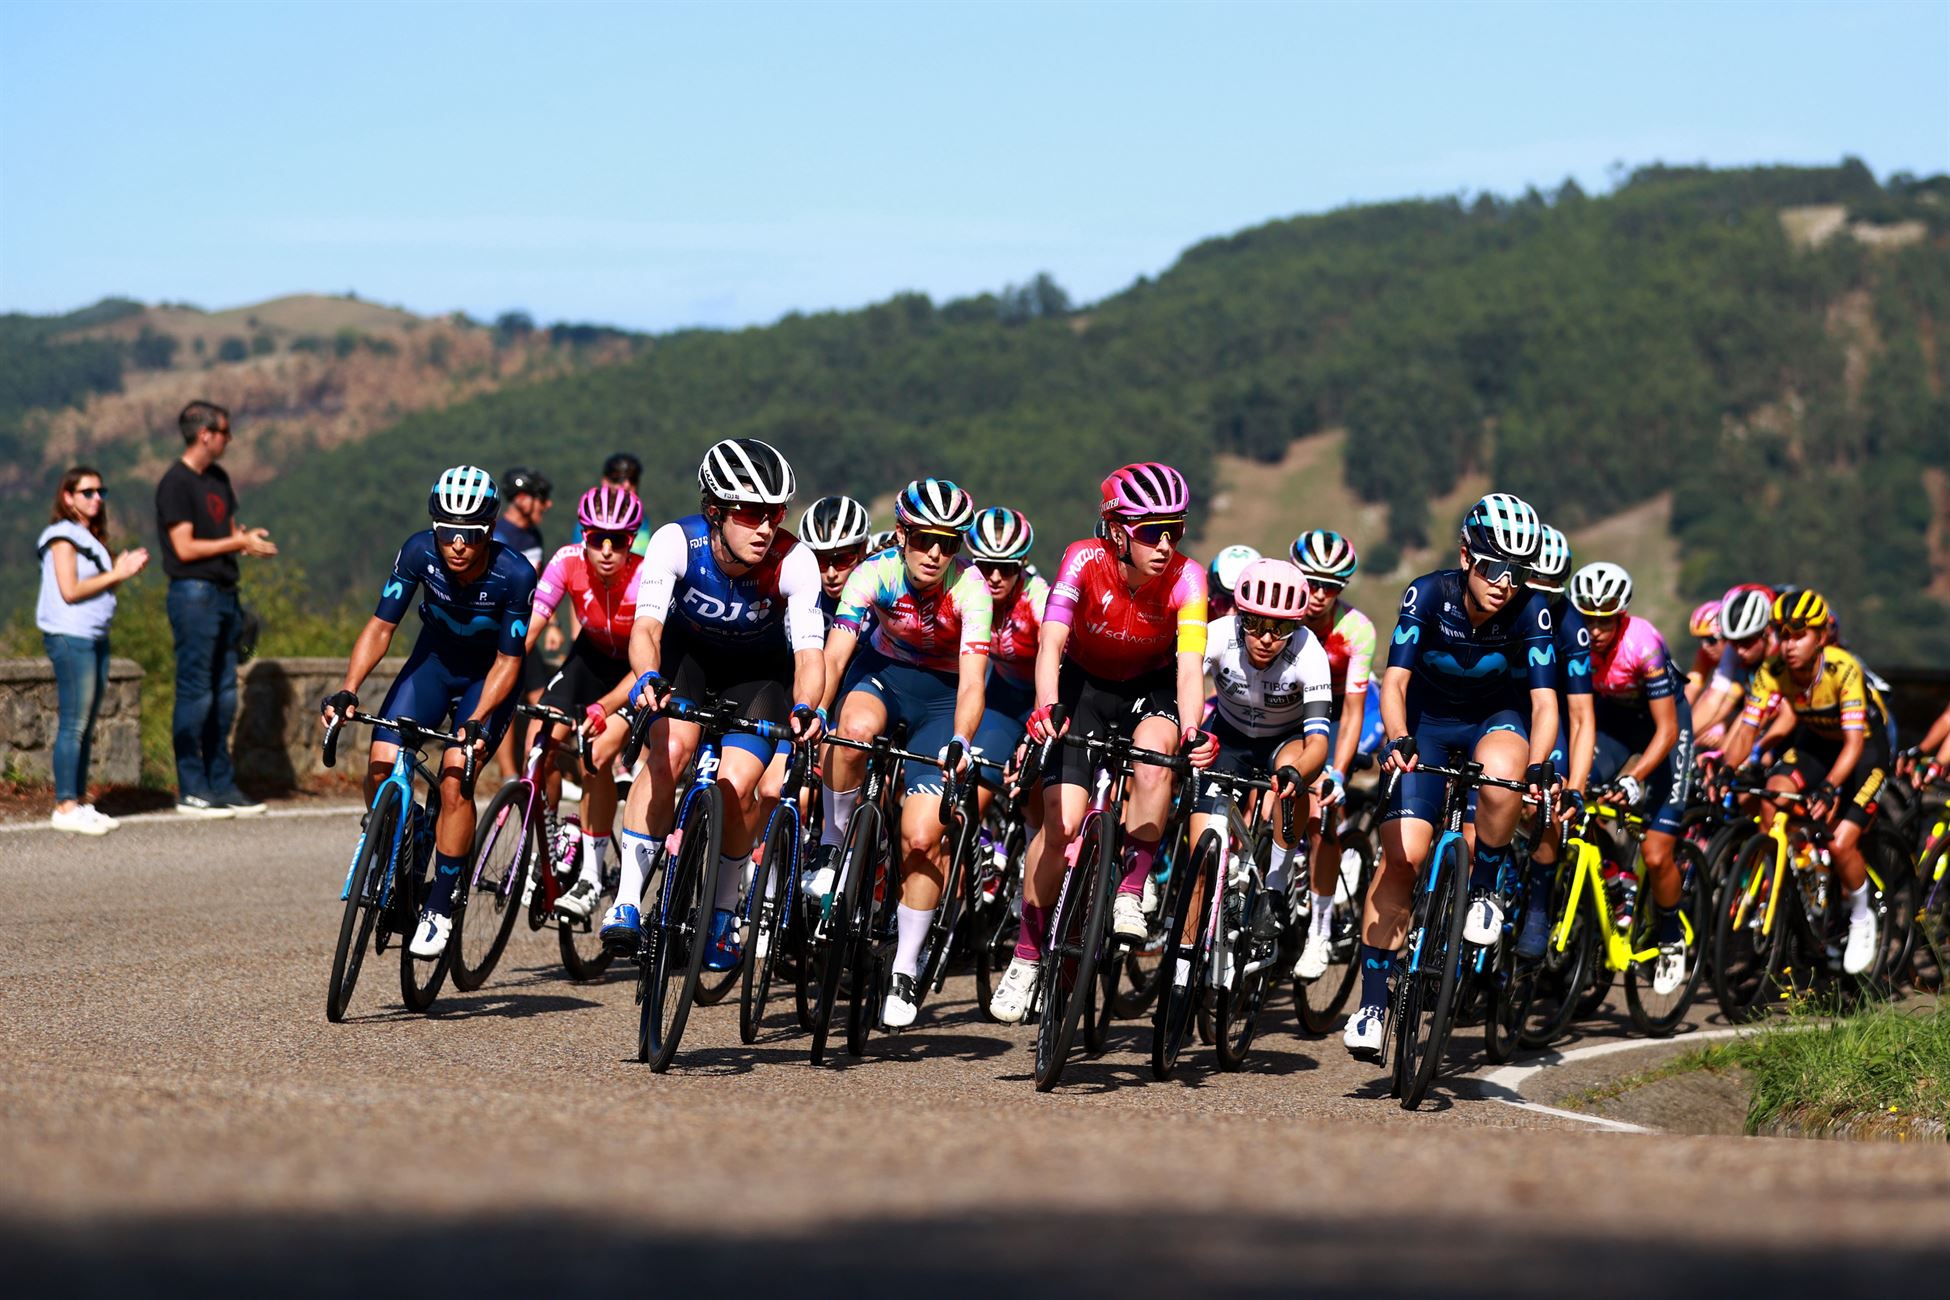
left=1601, top=859, right=1636, bottom=929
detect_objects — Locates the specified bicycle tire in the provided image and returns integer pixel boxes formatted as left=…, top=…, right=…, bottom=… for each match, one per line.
left=326, top=792, right=396, bottom=1022
left=846, top=805, right=896, bottom=1057
left=1297, top=831, right=1373, bottom=1036
left=1151, top=828, right=1219, bottom=1081
left=1624, top=840, right=1709, bottom=1036
left=973, top=817, right=1025, bottom=1018
left=1712, top=832, right=1791, bottom=1022
left=810, top=799, right=879, bottom=1065
left=1518, top=856, right=1598, bottom=1048
left=452, top=780, right=535, bottom=992
left=557, top=815, right=617, bottom=982
left=1111, top=822, right=1187, bottom=1021
left=694, top=835, right=748, bottom=1009
left=399, top=808, right=457, bottom=1013
left=1034, top=812, right=1116, bottom=1091
left=640, top=784, right=724, bottom=1071
left=740, top=807, right=798, bottom=1043
left=1910, top=834, right=1950, bottom=992
left=1399, top=834, right=1470, bottom=1110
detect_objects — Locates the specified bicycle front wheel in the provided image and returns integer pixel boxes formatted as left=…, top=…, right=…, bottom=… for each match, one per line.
left=640, top=785, right=724, bottom=1071
left=326, top=792, right=396, bottom=1022
left=1151, top=829, right=1219, bottom=1081
left=453, top=780, right=536, bottom=992
left=1298, top=832, right=1372, bottom=1036
left=810, top=799, right=880, bottom=1065
left=740, top=806, right=798, bottom=1043
left=399, top=809, right=456, bottom=1014
left=1712, top=833, right=1790, bottom=1022
left=1034, top=813, right=1116, bottom=1091
left=1625, top=840, right=1709, bottom=1036
left=1397, top=834, right=1470, bottom=1110
left=973, top=818, right=1025, bottom=1018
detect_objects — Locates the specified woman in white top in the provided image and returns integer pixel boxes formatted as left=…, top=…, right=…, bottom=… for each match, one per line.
left=36, top=467, right=148, bottom=834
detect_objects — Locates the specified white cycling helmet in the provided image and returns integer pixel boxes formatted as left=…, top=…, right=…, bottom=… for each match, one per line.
left=1530, top=526, right=1573, bottom=594
left=699, top=437, right=795, bottom=505
left=1208, top=544, right=1260, bottom=595
left=429, top=465, right=498, bottom=526
left=1719, top=585, right=1774, bottom=642
left=1569, top=561, right=1633, bottom=617
left=1461, top=492, right=1543, bottom=563
left=799, top=495, right=872, bottom=550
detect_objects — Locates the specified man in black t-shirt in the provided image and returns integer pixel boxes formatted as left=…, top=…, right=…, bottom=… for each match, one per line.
left=155, top=400, right=279, bottom=817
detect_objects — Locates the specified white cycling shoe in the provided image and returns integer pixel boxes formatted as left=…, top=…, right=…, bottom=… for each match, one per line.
left=554, top=878, right=600, bottom=921
left=1112, top=892, right=1148, bottom=940
left=1651, top=941, right=1689, bottom=997
left=883, top=973, right=920, bottom=1028
left=1343, top=1003, right=1385, bottom=1058
left=410, top=912, right=453, bottom=958
left=1463, top=892, right=1504, bottom=946
left=989, top=955, right=1041, bottom=1023
left=1293, top=934, right=1332, bottom=982
left=1141, top=870, right=1161, bottom=916
left=1842, top=909, right=1878, bottom=975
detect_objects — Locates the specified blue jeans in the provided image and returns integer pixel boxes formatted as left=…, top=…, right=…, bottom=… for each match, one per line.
left=167, top=579, right=240, bottom=799
left=44, top=633, right=110, bottom=804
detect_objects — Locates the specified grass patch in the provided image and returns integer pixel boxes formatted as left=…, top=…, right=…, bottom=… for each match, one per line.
left=1720, top=1002, right=1950, bottom=1132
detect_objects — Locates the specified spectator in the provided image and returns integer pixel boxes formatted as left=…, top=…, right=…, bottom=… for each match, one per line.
left=156, top=400, right=277, bottom=818
left=586, top=452, right=651, bottom=558
left=36, top=466, right=149, bottom=834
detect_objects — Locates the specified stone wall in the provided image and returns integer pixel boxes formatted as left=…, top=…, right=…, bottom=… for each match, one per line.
left=0, top=657, right=145, bottom=786
left=232, top=657, right=402, bottom=787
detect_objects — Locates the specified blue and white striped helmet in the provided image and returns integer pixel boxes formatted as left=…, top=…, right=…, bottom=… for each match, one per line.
left=967, top=507, right=1034, bottom=561
left=1461, top=492, right=1542, bottom=564
left=894, top=478, right=976, bottom=530
left=429, top=465, right=498, bottom=526
left=1529, top=525, right=1573, bottom=593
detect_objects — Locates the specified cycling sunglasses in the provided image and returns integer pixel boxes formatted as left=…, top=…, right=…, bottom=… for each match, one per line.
left=720, top=502, right=786, bottom=527
left=434, top=523, right=491, bottom=547
left=814, top=545, right=866, bottom=569
left=76, top=486, right=107, bottom=499
left=1303, top=577, right=1345, bottom=595
left=1467, top=551, right=1525, bottom=585
left=1240, top=614, right=1300, bottom=639
left=906, top=528, right=964, bottom=556
left=975, top=559, right=1022, bottom=579
left=1126, top=517, right=1186, bottom=546
left=586, top=529, right=633, bottom=551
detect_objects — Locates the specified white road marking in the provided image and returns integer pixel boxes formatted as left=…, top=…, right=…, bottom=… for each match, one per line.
left=1470, top=1025, right=1784, bottom=1133
left=0, top=804, right=363, bottom=835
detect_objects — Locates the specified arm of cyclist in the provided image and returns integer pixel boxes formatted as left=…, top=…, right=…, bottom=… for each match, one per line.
left=1526, top=687, right=1560, bottom=793
left=1027, top=617, right=1072, bottom=741
left=778, top=542, right=828, bottom=740
left=1176, top=649, right=1217, bottom=768
left=324, top=616, right=400, bottom=727
left=1564, top=691, right=1595, bottom=794
left=1379, top=665, right=1415, bottom=773
left=943, top=649, right=987, bottom=773
left=1624, top=692, right=1679, bottom=792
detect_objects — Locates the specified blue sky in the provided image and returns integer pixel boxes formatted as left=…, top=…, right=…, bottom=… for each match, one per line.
left=3, top=0, right=1946, bottom=331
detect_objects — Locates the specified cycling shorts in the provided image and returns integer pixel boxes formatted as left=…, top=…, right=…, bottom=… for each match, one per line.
left=972, top=672, right=1035, bottom=794
left=660, top=618, right=793, bottom=764
left=1195, top=715, right=1309, bottom=816
left=1589, top=712, right=1695, bottom=837
left=375, top=640, right=515, bottom=754
left=1052, top=660, right=1179, bottom=790
left=539, top=632, right=631, bottom=714
left=1770, top=739, right=1888, bottom=829
left=1384, top=708, right=1529, bottom=824
left=840, top=644, right=960, bottom=797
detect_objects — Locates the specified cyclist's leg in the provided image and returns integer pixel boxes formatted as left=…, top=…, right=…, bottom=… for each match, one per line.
left=1355, top=713, right=1456, bottom=1030
left=1114, top=675, right=1181, bottom=903
left=820, top=647, right=893, bottom=869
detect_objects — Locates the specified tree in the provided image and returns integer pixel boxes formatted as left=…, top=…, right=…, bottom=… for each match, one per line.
left=217, top=336, right=248, bottom=363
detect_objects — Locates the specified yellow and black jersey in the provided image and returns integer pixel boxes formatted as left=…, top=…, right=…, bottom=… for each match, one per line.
left=1740, top=646, right=1890, bottom=753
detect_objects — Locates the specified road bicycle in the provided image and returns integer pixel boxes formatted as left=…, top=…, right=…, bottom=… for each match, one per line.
left=322, top=712, right=475, bottom=1022
left=1032, top=730, right=1188, bottom=1092
left=452, top=701, right=617, bottom=994
left=739, top=737, right=817, bottom=1044
left=1909, top=779, right=1949, bottom=990
left=1295, top=751, right=1383, bottom=1036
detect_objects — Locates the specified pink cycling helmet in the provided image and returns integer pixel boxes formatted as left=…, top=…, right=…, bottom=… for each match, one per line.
left=1100, top=462, right=1190, bottom=520
left=1688, top=600, right=1721, bottom=639
left=578, top=483, right=643, bottom=534
left=1232, top=558, right=1311, bottom=620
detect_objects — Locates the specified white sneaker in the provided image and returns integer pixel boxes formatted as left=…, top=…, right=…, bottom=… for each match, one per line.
left=1112, top=891, right=1147, bottom=940
left=989, top=955, right=1041, bottom=1023
left=410, top=912, right=453, bottom=958
left=1842, top=909, right=1878, bottom=975
left=82, top=804, right=120, bottom=830
left=1652, top=941, right=1688, bottom=996
left=1293, top=934, right=1332, bottom=982
left=883, top=973, right=919, bottom=1028
left=50, top=806, right=108, bottom=836
left=1463, top=892, right=1504, bottom=946
left=1343, top=1003, right=1385, bottom=1058
left=554, top=878, right=599, bottom=921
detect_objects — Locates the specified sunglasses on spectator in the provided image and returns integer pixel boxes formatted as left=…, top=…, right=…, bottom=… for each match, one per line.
left=815, top=545, right=866, bottom=569
left=1467, top=551, right=1524, bottom=585
left=587, top=530, right=633, bottom=551
left=1240, top=614, right=1300, bottom=639
left=1126, top=517, right=1185, bottom=546
left=975, top=560, right=1022, bottom=579
left=76, top=486, right=107, bottom=499
left=906, top=529, right=963, bottom=556
left=435, top=524, right=491, bottom=547
left=720, top=502, right=786, bottom=527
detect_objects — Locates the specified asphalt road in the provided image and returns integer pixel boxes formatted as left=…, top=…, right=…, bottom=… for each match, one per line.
left=3, top=808, right=1947, bottom=1298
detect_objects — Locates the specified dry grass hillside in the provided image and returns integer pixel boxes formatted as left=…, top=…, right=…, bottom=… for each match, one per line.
left=67, top=294, right=422, bottom=363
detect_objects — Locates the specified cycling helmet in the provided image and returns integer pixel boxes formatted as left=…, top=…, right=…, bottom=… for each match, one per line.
left=1100, top=462, right=1190, bottom=520
left=429, top=465, right=498, bottom=526
left=601, top=451, right=642, bottom=485
left=698, top=437, right=795, bottom=505
left=501, top=466, right=552, bottom=502
left=1289, top=529, right=1358, bottom=586
left=967, top=507, right=1034, bottom=562
left=578, top=483, right=643, bottom=534
left=1689, top=600, right=1722, bottom=639
left=869, top=529, right=898, bottom=554
left=1569, top=561, right=1632, bottom=616
left=894, top=478, right=976, bottom=530
left=1232, top=558, right=1312, bottom=620
left=799, top=495, right=872, bottom=551
left=1460, top=492, right=1542, bottom=563
left=1773, top=588, right=1831, bottom=630
left=1208, top=544, right=1260, bottom=595
left=1719, top=585, right=1774, bottom=641
left=1529, top=526, right=1572, bottom=594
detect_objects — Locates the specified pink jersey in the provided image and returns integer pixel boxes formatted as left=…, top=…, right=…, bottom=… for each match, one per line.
left=989, top=573, right=1050, bottom=688
left=1589, top=614, right=1678, bottom=710
left=1044, top=539, right=1208, bottom=681
left=532, top=543, right=646, bottom=659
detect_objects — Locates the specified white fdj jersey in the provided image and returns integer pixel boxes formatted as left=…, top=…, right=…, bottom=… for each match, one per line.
left=1204, top=613, right=1333, bottom=740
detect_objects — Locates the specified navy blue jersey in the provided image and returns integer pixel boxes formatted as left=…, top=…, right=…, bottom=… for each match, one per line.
left=1385, top=569, right=1558, bottom=719
left=375, top=531, right=537, bottom=665
left=638, top=514, right=824, bottom=655
left=492, top=517, right=545, bottom=571
left=1556, top=601, right=1593, bottom=700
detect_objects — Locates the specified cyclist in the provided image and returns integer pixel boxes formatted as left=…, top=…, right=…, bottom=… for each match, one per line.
left=1287, top=529, right=1376, bottom=979
left=1683, top=600, right=1721, bottom=703
left=528, top=484, right=647, bottom=921
left=1719, top=590, right=1892, bottom=974
left=492, top=466, right=555, bottom=781
left=1206, top=544, right=1260, bottom=620
left=1199, top=557, right=1331, bottom=944
left=319, top=466, right=537, bottom=958
left=1896, top=704, right=1949, bottom=787
left=601, top=438, right=827, bottom=967
left=990, top=462, right=1216, bottom=1024
left=1357, top=493, right=1558, bottom=1057
left=813, top=479, right=989, bottom=1027
left=1692, top=583, right=1773, bottom=749
left=1513, top=524, right=1593, bottom=957
left=799, top=494, right=874, bottom=620
left=1566, top=561, right=1695, bottom=992
left=568, top=452, right=651, bottom=558
left=966, top=507, right=1047, bottom=810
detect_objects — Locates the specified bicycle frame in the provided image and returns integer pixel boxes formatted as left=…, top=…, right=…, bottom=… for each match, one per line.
left=1552, top=803, right=1693, bottom=971
left=338, top=734, right=444, bottom=907
left=472, top=702, right=583, bottom=912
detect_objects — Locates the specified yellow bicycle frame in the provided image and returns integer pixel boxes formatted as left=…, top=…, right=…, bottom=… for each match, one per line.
left=1728, top=808, right=1890, bottom=941
left=1550, top=803, right=1693, bottom=970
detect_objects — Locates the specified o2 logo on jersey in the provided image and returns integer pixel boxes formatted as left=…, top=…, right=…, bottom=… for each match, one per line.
left=1576, top=626, right=1591, bottom=648
left=683, top=589, right=770, bottom=624
left=1536, top=606, right=1553, bottom=633
left=1400, top=587, right=1419, bottom=614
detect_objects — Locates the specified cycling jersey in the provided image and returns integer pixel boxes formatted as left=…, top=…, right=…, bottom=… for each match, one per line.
left=1318, top=600, right=1376, bottom=712
left=989, top=573, right=1051, bottom=688
left=1583, top=617, right=1693, bottom=836
left=531, top=543, right=645, bottom=660
left=374, top=531, right=536, bottom=666
left=1203, top=614, right=1332, bottom=741
left=1385, top=569, right=1557, bottom=720
left=1589, top=615, right=1679, bottom=715
left=1045, top=539, right=1208, bottom=681
left=1740, top=646, right=1892, bottom=756
left=637, top=515, right=824, bottom=656
left=492, top=517, right=545, bottom=572
left=832, top=552, right=993, bottom=673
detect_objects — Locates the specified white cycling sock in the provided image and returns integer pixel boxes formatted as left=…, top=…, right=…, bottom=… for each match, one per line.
left=715, top=852, right=748, bottom=910
left=894, top=904, right=934, bottom=980
left=616, top=831, right=662, bottom=908
left=579, top=833, right=608, bottom=886
left=1265, top=842, right=1294, bottom=894
left=1311, top=892, right=1335, bottom=941
left=821, top=785, right=861, bottom=849
left=1847, top=882, right=1870, bottom=922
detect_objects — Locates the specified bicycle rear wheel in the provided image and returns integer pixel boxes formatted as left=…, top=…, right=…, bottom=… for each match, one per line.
left=740, top=806, right=798, bottom=1043
left=639, top=786, right=724, bottom=1071
left=810, top=800, right=880, bottom=1065
left=558, top=820, right=618, bottom=982
left=1396, top=834, right=1470, bottom=1110
left=453, top=780, right=536, bottom=992
left=1625, top=840, right=1709, bottom=1035
left=1151, top=829, right=1219, bottom=1081
left=973, top=818, right=1025, bottom=1018
left=1910, top=835, right=1950, bottom=992
left=1298, top=832, right=1372, bottom=1035
left=326, top=793, right=396, bottom=1022
left=1034, top=813, right=1115, bottom=1091
left=1712, top=833, right=1791, bottom=1022
left=846, top=816, right=897, bottom=1057
left=399, top=809, right=456, bottom=1013
left=1519, top=856, right=1597, bottom=1048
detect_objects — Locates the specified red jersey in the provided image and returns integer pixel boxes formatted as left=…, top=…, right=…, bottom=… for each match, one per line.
left=1044, top=539, right=1208, bottom=681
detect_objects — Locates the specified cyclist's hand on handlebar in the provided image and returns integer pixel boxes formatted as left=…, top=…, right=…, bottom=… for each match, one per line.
left=1313, top=766, right=1345, bottom=809
left=629, top=670, right=669, bottom=712
left=789, top=703, right=825, bottom=744
left=1610, top=773, right=1644, bottom=809
left=1382, top=735, right=1417, bottom=774
left=321, top=689, right=358, bottom=730
left=1808, top=780, right=1840, bottom=822
left=1182, top=725, right=1218, bottom=770
left=1027, top=702, right=1067, bottom=743
left=583, top=703, right=609, bottom=737
left=458, top=718, right=488, bottom=761
left=1524, top=762, right=1560, bottom=801
left=938, top=735, right=970, bottom=776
